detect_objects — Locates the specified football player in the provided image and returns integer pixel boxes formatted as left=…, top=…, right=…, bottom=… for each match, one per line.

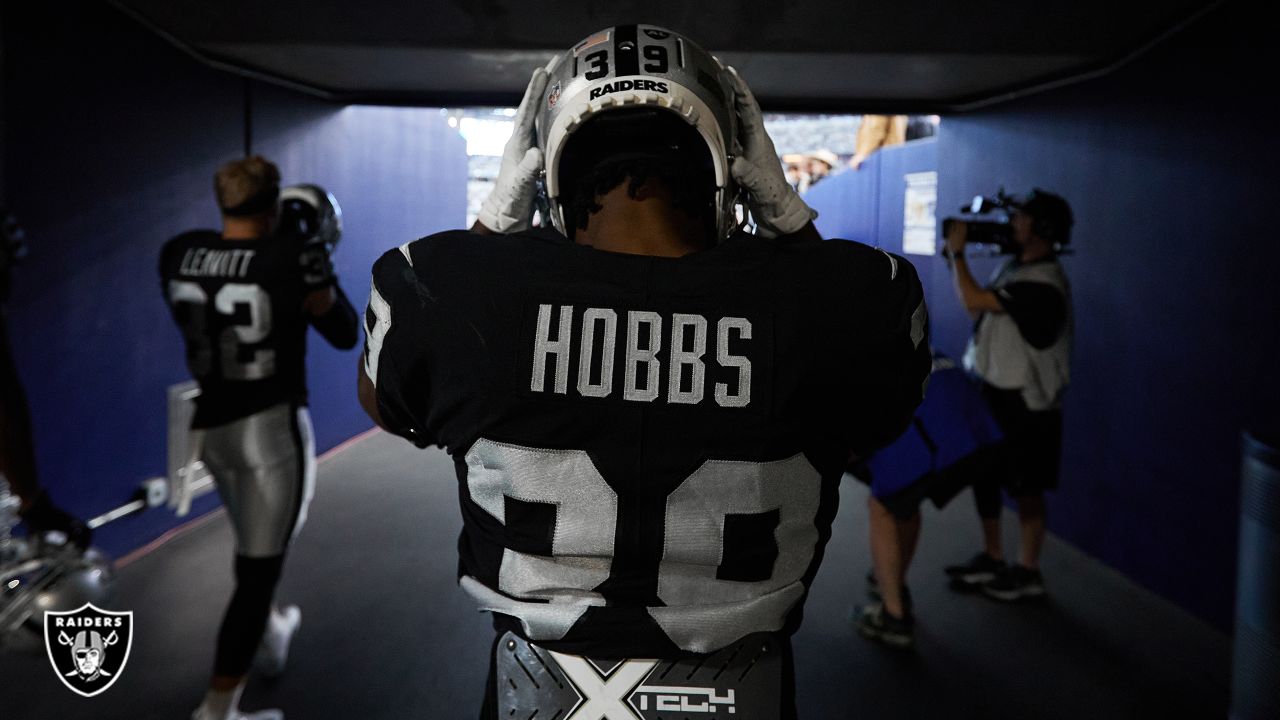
left=359, top=26, right=929, bottom=719
left=160, top=157, right=358, bottom=720
left=1, top=207, right=91, bottom=549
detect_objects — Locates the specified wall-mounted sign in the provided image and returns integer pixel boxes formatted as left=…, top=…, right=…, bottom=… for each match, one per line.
left=903, top=171, right=938, bottom=255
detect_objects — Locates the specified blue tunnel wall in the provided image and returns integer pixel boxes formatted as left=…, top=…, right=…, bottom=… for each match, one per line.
left=807, top=3, right=1279, bottom=629
left=3, top=0, right=1276, bottom=633
left=1, top=2, right=467, bottom=558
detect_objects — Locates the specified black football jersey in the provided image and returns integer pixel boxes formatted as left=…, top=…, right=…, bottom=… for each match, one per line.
left=160, top=230, right=329, bottom=427
left=365, top=229, right=929, bottom=658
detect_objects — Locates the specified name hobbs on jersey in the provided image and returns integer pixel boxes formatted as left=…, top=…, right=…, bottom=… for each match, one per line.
left=531, top=304, right=751, bottom=408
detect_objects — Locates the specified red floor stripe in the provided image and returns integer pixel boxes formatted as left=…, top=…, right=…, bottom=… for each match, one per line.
left=115, top=426, right=382, bottom=568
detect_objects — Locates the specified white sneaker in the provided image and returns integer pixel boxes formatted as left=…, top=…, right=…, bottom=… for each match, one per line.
left=192, top=681, right=285, bottom=720
left=255, top=605, right=301, bottom=678
left=192, top=705, right=283, bottom=720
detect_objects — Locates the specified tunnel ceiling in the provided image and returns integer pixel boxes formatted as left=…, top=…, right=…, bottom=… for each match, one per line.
left=109, top=0, right=1220, bottom=112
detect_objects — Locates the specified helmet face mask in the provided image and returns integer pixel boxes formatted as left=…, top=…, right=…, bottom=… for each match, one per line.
left=278, top=184, right=343, bottom=250
left=535, top=25, right=741, bottom=239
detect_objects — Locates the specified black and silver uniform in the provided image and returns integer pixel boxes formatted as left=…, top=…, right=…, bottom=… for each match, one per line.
left=365, top=229, right=930, bottom=658
left=159, top=230, right=339, bottom=427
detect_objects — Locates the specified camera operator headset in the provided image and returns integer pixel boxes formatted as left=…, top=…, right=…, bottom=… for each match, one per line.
left=941, top=189, right=1073, bottom=600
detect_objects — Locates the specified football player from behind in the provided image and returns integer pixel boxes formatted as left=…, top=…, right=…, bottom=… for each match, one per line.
left=1, top=208, right=92, bottom=548
left=359, top=26, right=930, bottom=719
left=160, top=156, right=358, bottom=720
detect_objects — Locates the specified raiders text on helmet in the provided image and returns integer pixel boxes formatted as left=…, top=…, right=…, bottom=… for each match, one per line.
left=535, top=25, right=741, bottom=239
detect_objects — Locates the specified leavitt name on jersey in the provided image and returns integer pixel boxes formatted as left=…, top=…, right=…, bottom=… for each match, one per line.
left=178, top=247, right=256, bottom=279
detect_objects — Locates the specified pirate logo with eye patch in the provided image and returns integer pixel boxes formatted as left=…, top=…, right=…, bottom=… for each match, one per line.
left=44, top=603, right=133, bottom=697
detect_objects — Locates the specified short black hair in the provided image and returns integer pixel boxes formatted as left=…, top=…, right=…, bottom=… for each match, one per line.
left=558, top=109, right=716, bottom=235
left=565, top=156, right=715, bottom=233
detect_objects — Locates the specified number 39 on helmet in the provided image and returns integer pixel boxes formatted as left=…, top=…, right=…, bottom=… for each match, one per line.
left=535, top=25, right=742, bottom=240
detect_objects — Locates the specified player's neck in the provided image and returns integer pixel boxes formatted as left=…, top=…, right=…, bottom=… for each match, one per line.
left=221, top=215, right=271, bottom=241
left=575, top=182, right=711, bottom=257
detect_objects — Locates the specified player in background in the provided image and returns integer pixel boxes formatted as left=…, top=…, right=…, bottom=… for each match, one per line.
left=1, top=208, right=92, bottom=548
left=160, top=157, right=358, bottom=720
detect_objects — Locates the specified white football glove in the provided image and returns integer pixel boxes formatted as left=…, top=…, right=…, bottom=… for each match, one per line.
left=726, top=67, right=817, bottom=238
left=169, top=430, right=205, bottom=518
left=477, top=68, right=549, bottom=234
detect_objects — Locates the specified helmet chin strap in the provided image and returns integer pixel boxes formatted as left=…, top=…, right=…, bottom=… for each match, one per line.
left=717, top=169, right=749, bottom=239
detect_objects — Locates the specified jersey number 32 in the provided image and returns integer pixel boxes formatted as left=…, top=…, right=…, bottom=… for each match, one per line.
left=168, top=280, right=275, bottom=381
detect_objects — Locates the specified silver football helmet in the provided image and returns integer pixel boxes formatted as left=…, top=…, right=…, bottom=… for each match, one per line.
left=535, top=25, right=741, bottom=239
left=2, top=484, right=113, bottom=645
left=279, top=184, right=343, bottom=250
left=1, top=541, right=115, bottom=644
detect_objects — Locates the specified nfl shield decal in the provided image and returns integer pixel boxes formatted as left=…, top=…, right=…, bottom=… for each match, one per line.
left=44, top=603, right=133, bottom=697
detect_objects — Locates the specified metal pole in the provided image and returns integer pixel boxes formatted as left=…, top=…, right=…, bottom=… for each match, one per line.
left=1233, top=429, right=1280, bottom=719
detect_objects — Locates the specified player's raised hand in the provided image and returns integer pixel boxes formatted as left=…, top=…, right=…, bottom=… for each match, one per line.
left=477, top=68, right=549, bottom=234
left=726, top=67, right=817, bottom=238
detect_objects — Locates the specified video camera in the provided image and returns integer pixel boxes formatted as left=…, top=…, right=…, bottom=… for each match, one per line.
left=1, top=208, right=28, bottom=303
left=941, top=189, right=1020, bottom=256
left=941, top=188, right=1074, bottom=257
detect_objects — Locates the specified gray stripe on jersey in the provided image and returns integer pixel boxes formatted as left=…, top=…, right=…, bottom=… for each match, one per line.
left=910, top=296, right=928, bottom=350
left=364, top=282, right=392, bottom=386
left=879, top=249, right=899, bottom=280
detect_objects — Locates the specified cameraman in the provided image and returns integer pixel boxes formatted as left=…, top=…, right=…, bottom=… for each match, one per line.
left=0, top=208, right=92, bottom=548
left=942, top=190, right=1073, bottom=601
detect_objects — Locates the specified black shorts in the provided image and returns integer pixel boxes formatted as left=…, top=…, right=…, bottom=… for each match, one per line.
left=981, top=383, right=1063, bottom=494
left=850, top=465, right=931, bottom=521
